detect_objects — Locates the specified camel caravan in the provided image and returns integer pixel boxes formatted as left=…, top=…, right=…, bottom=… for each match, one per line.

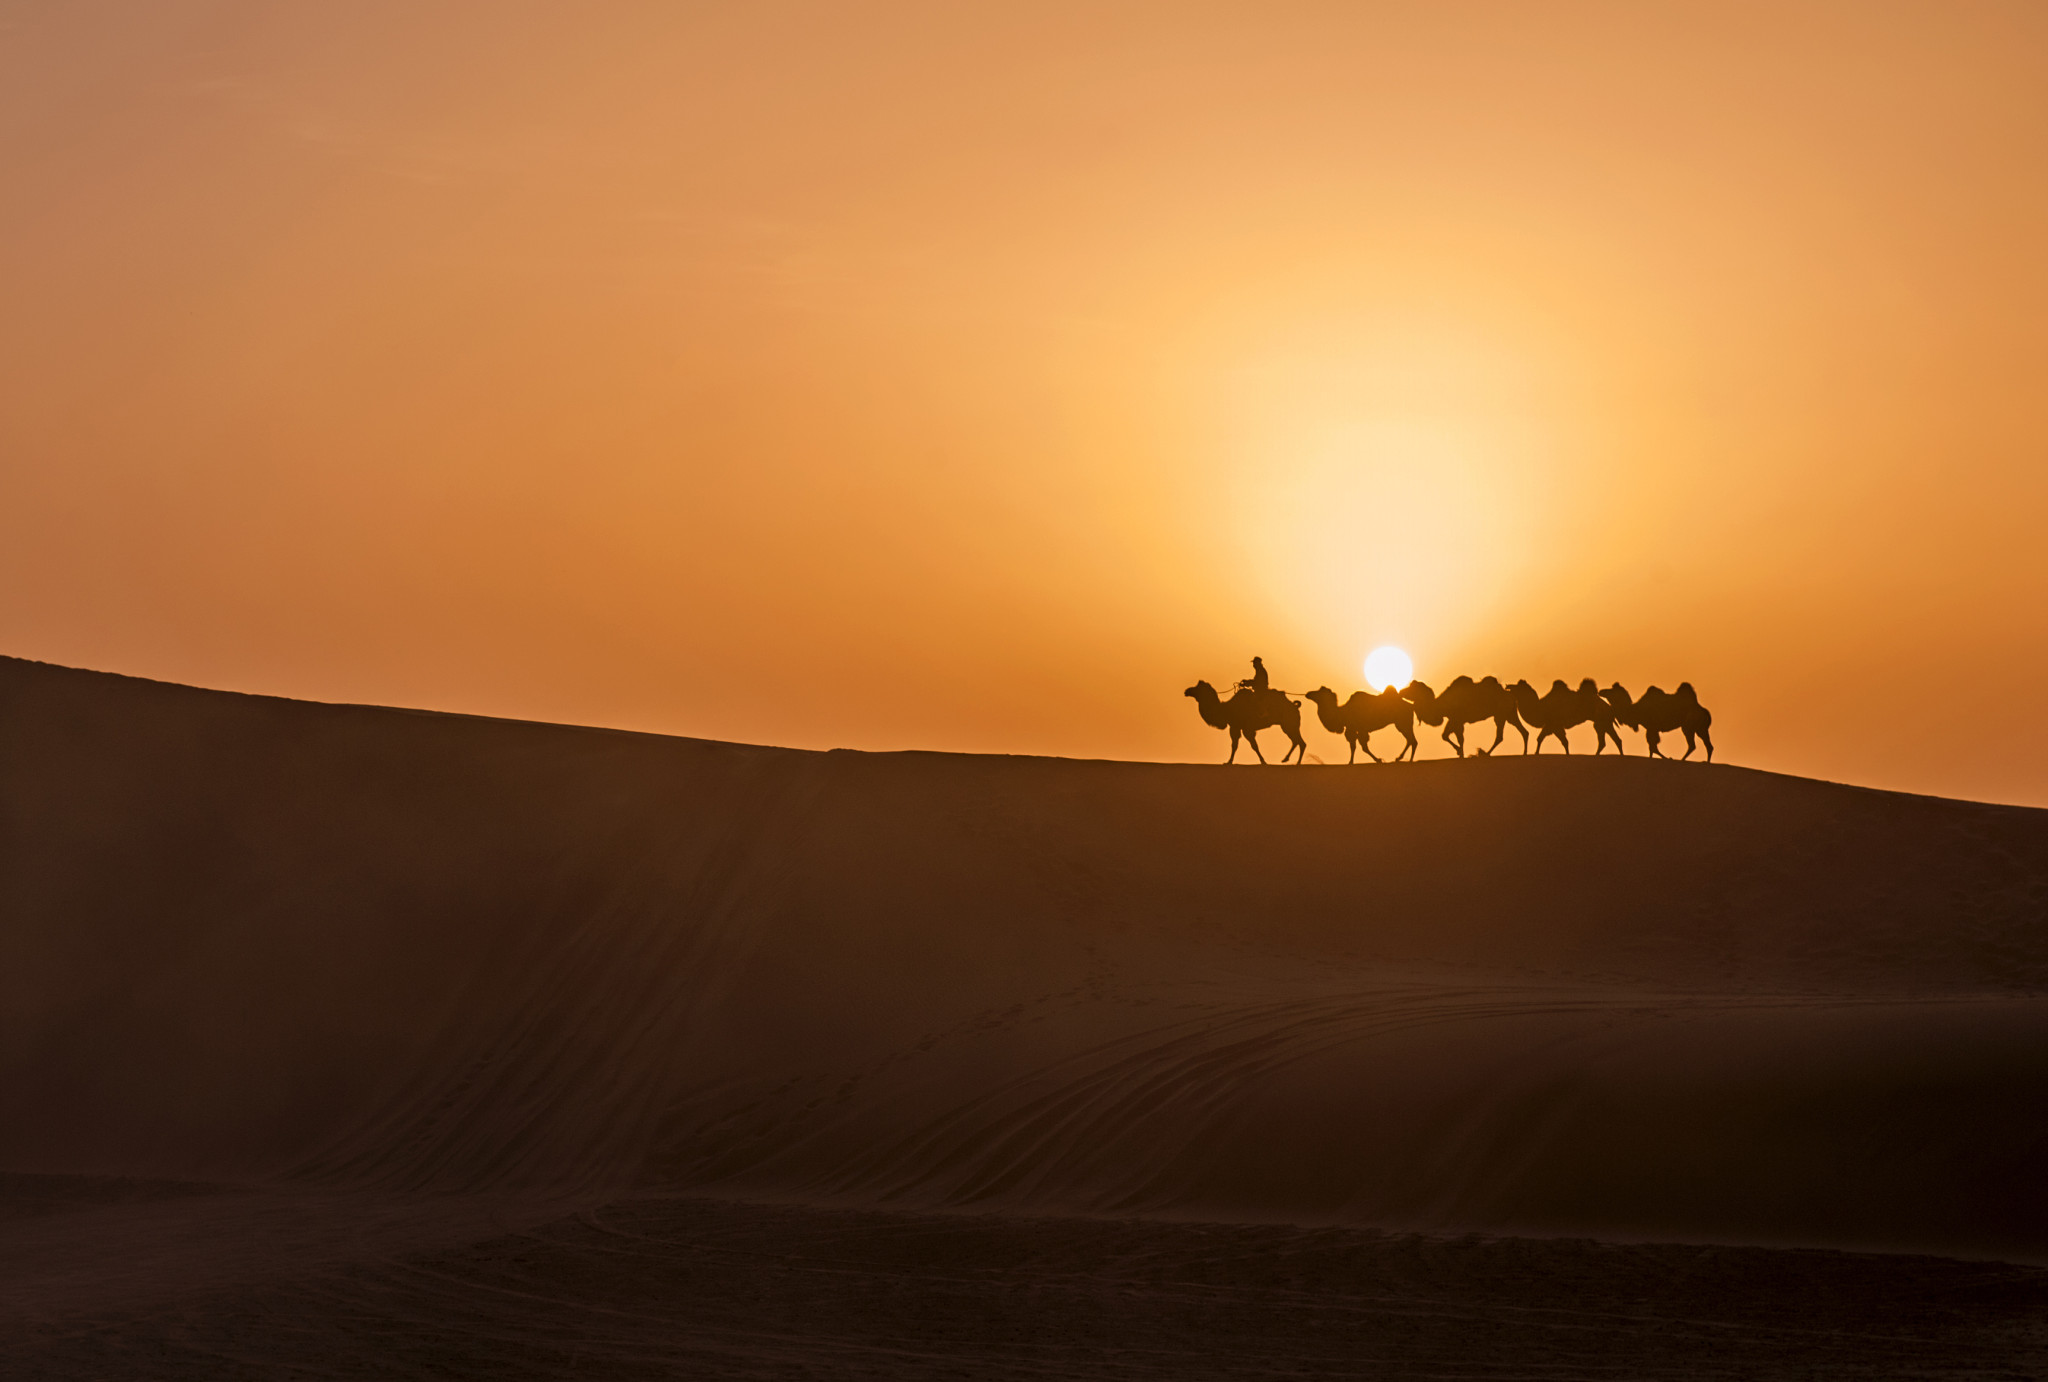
left=1184, top=657, right=1713, bottom=766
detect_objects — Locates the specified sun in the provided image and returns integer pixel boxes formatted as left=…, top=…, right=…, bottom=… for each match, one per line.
left=1363, top=645, right=1414, bottom=692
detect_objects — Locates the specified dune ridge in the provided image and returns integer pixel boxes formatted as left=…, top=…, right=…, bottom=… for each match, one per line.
left=3, top=655, right=2047, bottom=1260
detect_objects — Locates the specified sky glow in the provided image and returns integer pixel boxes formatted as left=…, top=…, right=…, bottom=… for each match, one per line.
left=1, top=3, right=2044, bottom=802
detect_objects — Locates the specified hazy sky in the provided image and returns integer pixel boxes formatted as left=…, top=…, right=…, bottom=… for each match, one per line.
left=4, top=1, right=2045, bottom=802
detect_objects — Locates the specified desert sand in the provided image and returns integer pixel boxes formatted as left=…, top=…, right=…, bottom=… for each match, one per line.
left=2, top=654, right=2046, bottom=1376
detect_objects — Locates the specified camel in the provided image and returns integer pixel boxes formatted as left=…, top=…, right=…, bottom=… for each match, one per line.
left=1303, top=686, right=1419, bottom=764
left=1602, top=682, right=1714, bottom=761
left=1183, top=681, right=1308, bottom=764
left=1401, top=675, right=1528, bottom=757
left=1508, top=678, right=1625, bottom=755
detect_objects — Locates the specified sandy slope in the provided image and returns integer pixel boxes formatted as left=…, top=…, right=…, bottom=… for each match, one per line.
left=3, top=654, right=2048, bottom=1373
left=5, top=654, right=2045, bottom=1247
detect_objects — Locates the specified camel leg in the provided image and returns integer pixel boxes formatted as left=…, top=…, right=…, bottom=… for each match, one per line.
left=1359, top=731, right=1382, bottom=764
left=1346, top=735, right=1357, bottom=765
left=1246, top=729, right=1267, bottom=764
left=1289, top=730, right=1308, bottom=764
left=1227, top=727, right=1244, bottom=763
left=1398, top=723, right=1418, bottom=762
left=1644, top=729, right=1663, bottom=759
left=1482, top=717, right=1506, bottom=757
left=1700, top=726, right=1714, bottom=762
left=1681, top=729, right=1697, bottom=761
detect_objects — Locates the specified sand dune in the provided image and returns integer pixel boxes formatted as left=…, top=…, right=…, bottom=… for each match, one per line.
left=4, top=653, right=2045, bottom=1255
left=4, top=654, right=2048, bottom=1373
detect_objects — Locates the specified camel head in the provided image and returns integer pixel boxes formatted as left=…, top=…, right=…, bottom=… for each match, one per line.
left=1303, top=685, right=1344, bottom=732
left=1185, top=681, right=1230, bottom=732
left=1601, top=682, right=1638, bottom=726
left=1400, top=680, right=1443, bottom=724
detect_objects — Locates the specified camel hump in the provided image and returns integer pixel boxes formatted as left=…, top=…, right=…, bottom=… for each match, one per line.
left=1676, top=681, right=1699, bottom=702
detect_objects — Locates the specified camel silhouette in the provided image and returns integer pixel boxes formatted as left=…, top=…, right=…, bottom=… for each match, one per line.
left=1508, top=678, right=1625, bottom=755
left=1401, top=675, right=1529, bottom=757
left=1184, top=681, right=1308, bottom=764
left=1601, top=682, right=1715, bottom=761
left=1304, top=686, right=1419, bottom=764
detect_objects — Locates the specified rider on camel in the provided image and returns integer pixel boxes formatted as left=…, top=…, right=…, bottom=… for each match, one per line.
left=1238, top=657, right=1269, bottom=693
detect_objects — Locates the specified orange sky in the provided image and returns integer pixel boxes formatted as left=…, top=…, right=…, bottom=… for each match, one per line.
left=3, top=2, right=2045, bottom=802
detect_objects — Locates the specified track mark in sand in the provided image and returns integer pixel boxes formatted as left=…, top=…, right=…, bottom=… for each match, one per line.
left=677, top=984, right=2048, bottom=1220
left=804, top=985, right=1618, bottom=1209
left=8, top=1198, right=2042, bottom=1380
left=286, top=770, right=830, bottom=1195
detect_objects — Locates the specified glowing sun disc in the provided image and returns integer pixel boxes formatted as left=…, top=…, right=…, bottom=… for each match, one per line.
left=1364, top=646, right=1413, bottom=692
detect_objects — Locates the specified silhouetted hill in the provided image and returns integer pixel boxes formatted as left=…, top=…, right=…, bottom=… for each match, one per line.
left=3, top=654, right=2047, bottom=1264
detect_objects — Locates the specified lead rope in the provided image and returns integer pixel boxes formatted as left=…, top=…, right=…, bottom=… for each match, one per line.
left=1208, top=675, right=1319, bottom=699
